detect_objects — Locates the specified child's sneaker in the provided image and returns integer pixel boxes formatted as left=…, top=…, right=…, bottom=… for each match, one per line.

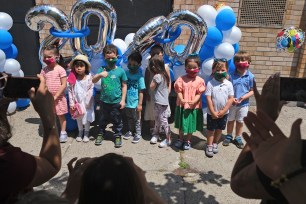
left=174, top=140, right=184, bottom=149
left=150, top=135, right=158, bottom=144
left=123, top=131, right=132, bottom=140
left=83, top=136, right=89, bottom=143
left=205, top=145, right=214, bottom=158
left=132, top=135, right=141, bottom=144
left=75, top=136, right=82, bottom=142
left=114, top=136, right=122, bottom=148
left=213, top=143, right=218, bottom=154
left=95, top=133, right=104, bottom=145
left=60, top=132, right=68, bottom=143
left=159, top=139, right=171, bottom=148
left=222, top=134, right=233, bottom=146
left=183, top=141, right=191, bottom=150
left=233, top=136, right=244, bottom=149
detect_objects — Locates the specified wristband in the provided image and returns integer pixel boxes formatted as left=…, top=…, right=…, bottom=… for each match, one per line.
left=271, top=168, right=306, bottom=188
left=256, top=166, right=288, bottom=202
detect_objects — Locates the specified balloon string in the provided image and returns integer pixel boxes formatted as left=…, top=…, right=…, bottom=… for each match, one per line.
left=49, top=27, right=90, bottom=38
left=153, top=27, right=182, bottom=43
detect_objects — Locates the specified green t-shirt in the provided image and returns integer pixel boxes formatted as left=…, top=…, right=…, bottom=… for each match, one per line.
left=97, top=66, right=127, bottom=104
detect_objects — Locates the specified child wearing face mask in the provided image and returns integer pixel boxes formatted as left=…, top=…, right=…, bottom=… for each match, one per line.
left=122, top=52, right=146, bottom=143
left=205, top=59, right=234, bottom=158
left=223, top=51, right=254, bottom=149
left=92, top=44, right=127, bottom=148
left=40, top=42, right=68, bottom=143
left=174, top=55, right=206, bottom=150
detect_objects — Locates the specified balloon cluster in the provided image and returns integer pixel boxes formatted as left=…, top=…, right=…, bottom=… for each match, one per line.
left=276, top=26, right=305, bottom=53
left=196, top=4, right=241, bottom=81
left=0, top=12, right=29, bottom=113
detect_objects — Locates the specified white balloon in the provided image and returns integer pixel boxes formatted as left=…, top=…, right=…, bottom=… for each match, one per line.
left=173, top=65, right=186, bottom=80
left=197, top=5, right=217, bottom=27
left=4, top=59, right=21, bottom=73
left=124, top=33, right=135, bottom=47
left=11, top=70, right=20, bottom=76
left=19, top=69, right=24, bottom=77
left=0, top=12, right=13, bottom=30
left=7, top=101, right=17, bottom=114
left=214, top=42, right=235, bottom=60
left=0, top=49, right=6, bottom=72
left=201, top=58, right=214, bottom=76
left=217, top=6, right=234, bottom=13
left=222, top=26, right=242, bottom=44
left=113, top=38, right=127, bottom=54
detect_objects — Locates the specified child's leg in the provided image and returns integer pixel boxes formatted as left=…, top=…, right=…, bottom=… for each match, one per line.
left=226, top=120, right=235, bottom=135
left=182, top=133, right=192, bottom=150
left=132, top=111, right=142, bottom=143
left=58, top=114, right=67, bottom=133
left=223, top=106, right=236, bottom=146
left=213, top=129, right=223, bottom=144
left=83, top=121, right=90, bottom=142
left=206, top=130, right=215, bottom=146
left=235, top=121, right=244, bottom=138
left=76, top=118, right=83, bottom=138
left=98, top=102, right=110, bottom=135
left=123, top=108, right=135, bottom=139
left=233, top=106, right=248, bottom=149
left=110, top=103, right=123, bottom=137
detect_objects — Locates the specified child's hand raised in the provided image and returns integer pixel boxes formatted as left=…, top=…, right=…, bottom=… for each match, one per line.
left=100, top=68, right=108, bottom=78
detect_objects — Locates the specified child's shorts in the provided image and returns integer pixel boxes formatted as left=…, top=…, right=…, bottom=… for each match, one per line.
left=207, top=114, right=228, bottom=131
left=228, top=105, right=249, bottom=122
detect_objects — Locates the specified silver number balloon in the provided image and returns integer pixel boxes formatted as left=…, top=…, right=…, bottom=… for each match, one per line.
left=164, top=10, right=207, bottom=64
left=25, top=5, right=70, bottom=63
left=70, top=0, right=117, bottom=57
left=124, top=16, right=167, bottom=59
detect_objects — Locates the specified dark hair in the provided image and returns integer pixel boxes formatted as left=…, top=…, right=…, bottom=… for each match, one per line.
left=128, top=51, right=142, bottom=64
left=150, top=44, right=164, bottom=57
left=149, top=55, right=170, bottom=87
left=103, top=44, right=118, bottom=56
left=78, top=153, right=145, bottom=204
left=72, top=60, right=89, bottom=75
left=234, top=51, right=251, bottom=63
left=185, top=55, right=201, bottom=67
left=212, top=59, right=229, bottom=72
left=43, top=40, right=60, bottom=56
left=0, top=109, right=12, bottom=146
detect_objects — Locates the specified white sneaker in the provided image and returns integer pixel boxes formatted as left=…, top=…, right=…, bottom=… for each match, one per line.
left=76, top=136, right=82, bottom=142
left=83, top=136, right=89, bottom=143
left=60, top=132, right=68, bottom=143
left=159, top=139, right=171, bottom=148
left=150, top=135, right=158, bottom=144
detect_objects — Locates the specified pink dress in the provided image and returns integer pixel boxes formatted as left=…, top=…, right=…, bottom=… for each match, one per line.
left=41, top=65, right=68, bottom=115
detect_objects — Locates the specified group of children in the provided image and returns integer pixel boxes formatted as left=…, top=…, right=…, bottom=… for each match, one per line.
left=41, top=42, right=254, bottom=158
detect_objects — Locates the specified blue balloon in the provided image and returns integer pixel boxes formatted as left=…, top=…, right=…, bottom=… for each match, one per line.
left=16, top=98, right=30, bottom=109
left=281, top=38, right=288, bottom=47
left=3, top=44, right=18, bottom=59
left=199, top=44, right=214, bottom=61
left=0, top=30, right=13, bottom=49
left=169, top=68, right=174, bottom=81
left=163, top=54, right=171, bottom=64
left=204, top=27, right=223, bottom=47
left=174, top=44, right=185, bottom=54
left=233, top=43, right=239, bottom=54
left=216, top=9, right=236, bottom=31
left=202, top=94, right=207, bottom=108
left=65, top=94, right=77, bottom=131
left=228, top=59, right=235, bottom=73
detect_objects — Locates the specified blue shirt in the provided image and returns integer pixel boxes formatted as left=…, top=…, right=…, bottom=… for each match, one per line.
left=125, top=70, right=146, bottom=108
left=229, top=70, right=254, bottom=107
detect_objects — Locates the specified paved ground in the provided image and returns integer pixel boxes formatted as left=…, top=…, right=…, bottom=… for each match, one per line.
left=7, top=103, right=306, bottom=204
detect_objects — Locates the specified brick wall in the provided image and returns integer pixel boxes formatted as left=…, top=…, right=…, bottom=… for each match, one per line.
left=36, top=0, right=306, bottom=86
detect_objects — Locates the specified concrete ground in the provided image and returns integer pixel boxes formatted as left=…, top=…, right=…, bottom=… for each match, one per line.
left=7, top=103, right=306, bottom=204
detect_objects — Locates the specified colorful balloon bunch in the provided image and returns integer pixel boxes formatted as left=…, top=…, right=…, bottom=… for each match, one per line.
left=276, top=26, right=305, bottom=53
left=196, top=4, right=241, bottom=80
left=0, top=12, right=29, bottom=113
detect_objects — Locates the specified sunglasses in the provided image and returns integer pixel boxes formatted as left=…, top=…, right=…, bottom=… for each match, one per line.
left=214, top=58, right=227, bottom=62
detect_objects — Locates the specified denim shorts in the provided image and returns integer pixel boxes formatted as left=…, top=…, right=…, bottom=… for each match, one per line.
left=207, top=114, right=228, bottom=131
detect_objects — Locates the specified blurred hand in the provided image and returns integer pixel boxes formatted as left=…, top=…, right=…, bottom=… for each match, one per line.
left=100, top=68, right=108, bottom=78
left=28, top=74, right=55, bottom=123
left=119, top=100, right=125, bottom=109
left=137, top=104, right=142, bottom=112
left=254, top=73, right=285, bottom=121
left=242, top=111, right=303, bottom=180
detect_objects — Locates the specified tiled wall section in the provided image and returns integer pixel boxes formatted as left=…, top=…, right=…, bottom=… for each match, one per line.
left=36, top=0, right=306, bottom=86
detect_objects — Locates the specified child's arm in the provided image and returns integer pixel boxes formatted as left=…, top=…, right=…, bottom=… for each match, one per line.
left=165, top=65, right=171, bottom=93
left=67, top=85, right=75, bottom=110
left=150, top=79, right=157, bottom=90
left=137, top=90, right=144, bottom=112
left=54, top=76, right=67, bottom=100
left=238, top=89, right=254, bottom=103
left=218, top=95, right=234, bottom=117
left=85, top=79, right=94, bottom=108
left=206, top=95, right=218, bottom=119
left=177, top=93, right=186, bottom=104
left=120, top=81, right=127, bottom=109
left=92, top=68, right=108, bottom=83
left=188, top=94, right=201, bottom=106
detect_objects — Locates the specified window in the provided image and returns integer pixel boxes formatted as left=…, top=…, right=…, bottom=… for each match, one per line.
left=238, top=0, right=287, bottom=28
